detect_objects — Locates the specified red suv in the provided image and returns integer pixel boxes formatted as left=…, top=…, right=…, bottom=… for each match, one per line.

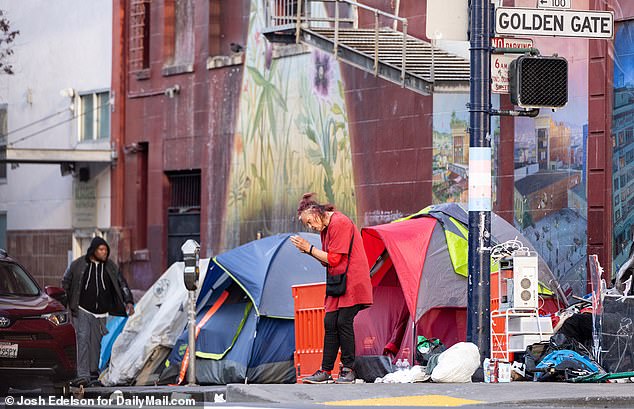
left=0, top=249, right=76, bottom=395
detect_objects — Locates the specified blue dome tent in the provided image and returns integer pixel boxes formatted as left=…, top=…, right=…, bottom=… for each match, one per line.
left=160, top=232, right=324, bottom=384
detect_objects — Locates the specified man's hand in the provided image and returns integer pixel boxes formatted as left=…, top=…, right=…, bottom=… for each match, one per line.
left=126, top=303, right=135, bottom=316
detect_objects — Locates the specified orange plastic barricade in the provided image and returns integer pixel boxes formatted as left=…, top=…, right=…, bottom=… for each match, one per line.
left=292, top=283, right=341, bottom=383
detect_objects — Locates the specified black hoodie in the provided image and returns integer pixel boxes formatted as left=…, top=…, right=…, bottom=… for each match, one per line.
left=78, top=237, right=117, bottom=314
left=62, top=237, right=134, bottom=316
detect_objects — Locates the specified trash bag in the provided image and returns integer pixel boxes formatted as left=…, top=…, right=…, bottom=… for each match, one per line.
left=415, top=336, right=446, bottom=365
left=524, top=342, right=550, bottom=374
left=430, top=342, right=480, bottom=383
left=534, top=349, right=604, bottom=382
left=354, top=355, right=393, bottom=383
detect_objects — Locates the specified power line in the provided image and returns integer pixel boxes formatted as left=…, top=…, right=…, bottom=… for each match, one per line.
left=3, top=108, right=68, bottom=138
left=7, top=102, right=108, bottom=147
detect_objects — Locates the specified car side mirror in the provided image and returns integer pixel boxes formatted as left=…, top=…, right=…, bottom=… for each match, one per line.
left=45, top=286, right=68, bottom=306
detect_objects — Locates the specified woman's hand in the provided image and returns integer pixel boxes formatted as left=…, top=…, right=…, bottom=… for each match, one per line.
left=290, top=235, right=311, bottom=253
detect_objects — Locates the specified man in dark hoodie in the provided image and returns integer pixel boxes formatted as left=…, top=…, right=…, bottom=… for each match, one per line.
left=62, top=237, right=134, bottom=386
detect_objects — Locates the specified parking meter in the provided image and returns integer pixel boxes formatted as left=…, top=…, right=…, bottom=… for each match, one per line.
left=180, top=239, right=200, bottom=385
left=181, top=239, right=200, bottom=291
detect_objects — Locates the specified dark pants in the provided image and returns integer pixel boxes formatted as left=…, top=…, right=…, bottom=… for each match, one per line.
left=322, top=305, right=363, bottom=371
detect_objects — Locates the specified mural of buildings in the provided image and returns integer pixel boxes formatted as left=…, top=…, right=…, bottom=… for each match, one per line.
left=612, top=21, right=634, bottom=269
left=514, top=171, right=582, bottom=227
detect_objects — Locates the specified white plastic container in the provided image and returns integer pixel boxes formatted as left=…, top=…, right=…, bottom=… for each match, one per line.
left=507, top=316, right=553, bottom=333
left=508, top=334, right=550, bottom=351
left=498, top=362, right=512, bottom=382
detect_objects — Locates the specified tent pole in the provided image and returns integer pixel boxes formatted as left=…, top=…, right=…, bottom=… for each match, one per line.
left=412, top=320, right=416, bottom=365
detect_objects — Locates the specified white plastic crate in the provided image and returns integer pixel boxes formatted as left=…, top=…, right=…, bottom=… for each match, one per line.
left=508, top=334, right=550, bottom=351
left=507, top=316, right=553, bottom=333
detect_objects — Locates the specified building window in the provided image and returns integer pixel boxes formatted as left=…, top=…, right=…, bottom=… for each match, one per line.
left=79, top=91, right=110, bottom=142
left=129, top=0, right=151, bottom=74
left=167, top=171, right=201, bottom=267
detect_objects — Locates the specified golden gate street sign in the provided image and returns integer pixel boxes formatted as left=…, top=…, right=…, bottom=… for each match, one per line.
left=495, top=7, right=613, bottom=39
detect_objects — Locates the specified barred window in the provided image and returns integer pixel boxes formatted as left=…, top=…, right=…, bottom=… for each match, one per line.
left=129, top=0, right=151, bottom=73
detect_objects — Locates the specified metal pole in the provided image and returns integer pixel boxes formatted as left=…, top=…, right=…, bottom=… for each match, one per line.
left=187, top=289, right=197, bottom=385
left=401, top=20, right=408, bottom=86
left=467, top=0, right=492, bottom=364
left=334, top=0, right=339, bottom=57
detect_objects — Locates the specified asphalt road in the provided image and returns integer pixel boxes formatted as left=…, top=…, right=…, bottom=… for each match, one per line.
left=3, top=381, right=634, bottom=408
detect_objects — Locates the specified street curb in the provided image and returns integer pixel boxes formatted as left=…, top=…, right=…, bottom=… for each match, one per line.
left=82, top=385, right=227, bottom=404
left=494, top=396, right=634, bottom=408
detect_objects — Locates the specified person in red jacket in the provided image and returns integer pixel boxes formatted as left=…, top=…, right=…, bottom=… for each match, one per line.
left=291, top=193, right=373, bottom=384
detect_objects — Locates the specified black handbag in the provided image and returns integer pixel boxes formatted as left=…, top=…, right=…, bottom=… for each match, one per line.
left=325, top=234, right=354, bottom=297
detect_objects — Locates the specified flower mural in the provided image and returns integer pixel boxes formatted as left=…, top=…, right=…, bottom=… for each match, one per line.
left=222, top=1, right=356, bottom=251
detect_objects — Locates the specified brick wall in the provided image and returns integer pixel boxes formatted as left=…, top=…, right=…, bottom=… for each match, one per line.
left=7, top=230, right=72, bottom=288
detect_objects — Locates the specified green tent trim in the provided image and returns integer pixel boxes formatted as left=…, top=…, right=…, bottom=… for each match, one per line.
left=195, top=302, right=253, bottom=360
left=398, top=206, right=554, bottom=296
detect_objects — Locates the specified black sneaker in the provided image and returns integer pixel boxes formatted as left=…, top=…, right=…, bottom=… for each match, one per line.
left=335, top=367, right=356, bottom=384
left=303, top=369, right=334, bottom=384
left=85, top=379, right=104, bottom=387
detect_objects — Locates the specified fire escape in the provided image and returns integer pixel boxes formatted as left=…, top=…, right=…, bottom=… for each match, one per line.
left=262, top=0, right=470, bottom=95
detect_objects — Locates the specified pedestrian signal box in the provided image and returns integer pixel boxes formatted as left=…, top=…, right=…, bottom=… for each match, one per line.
left=509, top=55, right=568, bottom=109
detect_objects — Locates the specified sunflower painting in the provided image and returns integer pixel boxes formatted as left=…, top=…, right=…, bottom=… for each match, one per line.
left=222, top=1, right=356, bottom=250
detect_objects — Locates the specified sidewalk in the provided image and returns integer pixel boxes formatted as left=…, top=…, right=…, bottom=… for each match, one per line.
left=81, top=382, right=634, bottom=407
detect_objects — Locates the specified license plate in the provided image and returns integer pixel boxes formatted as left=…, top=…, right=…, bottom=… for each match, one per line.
left=0, top=342, right=18, bottom=358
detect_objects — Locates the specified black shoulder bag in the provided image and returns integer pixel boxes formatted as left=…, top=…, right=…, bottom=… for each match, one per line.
left=325, top=234, right=354, bottom=297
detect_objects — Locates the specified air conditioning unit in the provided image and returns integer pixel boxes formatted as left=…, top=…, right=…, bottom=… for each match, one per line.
left=512, top=252, right=539, bottom=309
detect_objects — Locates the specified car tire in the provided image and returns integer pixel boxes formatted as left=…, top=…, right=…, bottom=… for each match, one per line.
left=0, top=382, right=9, bottom=397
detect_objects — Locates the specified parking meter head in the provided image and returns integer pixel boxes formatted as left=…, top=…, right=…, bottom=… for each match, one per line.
left=181, top=239, right=200, bottom=291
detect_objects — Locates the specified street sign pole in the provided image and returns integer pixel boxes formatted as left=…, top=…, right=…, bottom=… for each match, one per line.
left=468, top=0, right=492, bottom=367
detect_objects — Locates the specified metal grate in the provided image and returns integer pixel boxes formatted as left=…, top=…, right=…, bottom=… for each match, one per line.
left=262, top=0, right=470, bottom=94
left=129, top=0, right=150, bottom=72
left=169, top=172, right=201, bottom=209
left=310, top=28, right=471, bottom=82
left=511, top=56, right=568, bottom=109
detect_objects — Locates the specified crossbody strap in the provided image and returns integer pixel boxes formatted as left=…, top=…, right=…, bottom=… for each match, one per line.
left=326, top=232, right=355, bottom=275
left=325, top=214, right=355, bottom=274
left=342, top=233, right=354, bottom=276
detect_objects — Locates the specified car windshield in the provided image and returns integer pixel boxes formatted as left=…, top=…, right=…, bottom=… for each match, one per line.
left=0, top=261, right=40, bottom=296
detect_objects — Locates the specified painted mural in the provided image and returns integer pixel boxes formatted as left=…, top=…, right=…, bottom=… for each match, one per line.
left=612, top=20, right=634, bottom=273
left=431, top=1, right=589, bottom=299
left=223, top=1, right=356, bottom=250
left=510, top=1, right=588, bottom=299
left=432, top=94, right=500, bottom=204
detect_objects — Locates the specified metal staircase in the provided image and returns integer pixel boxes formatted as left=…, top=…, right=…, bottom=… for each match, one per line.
left=262, top=0, right=470, bottom=95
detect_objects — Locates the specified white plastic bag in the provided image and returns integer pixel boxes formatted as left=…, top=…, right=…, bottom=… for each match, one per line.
left=430, top=342, right=480, bottom=383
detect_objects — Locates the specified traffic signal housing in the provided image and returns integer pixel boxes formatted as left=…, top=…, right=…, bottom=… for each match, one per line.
left=510, top=55, right=568, bottom=109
